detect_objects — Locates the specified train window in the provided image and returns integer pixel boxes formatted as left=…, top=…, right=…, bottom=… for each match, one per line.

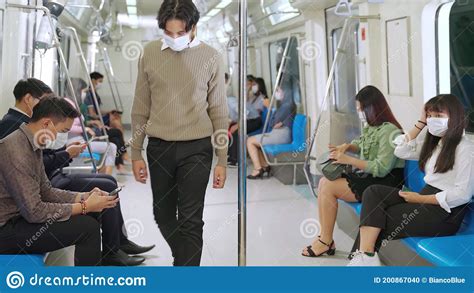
left=437, top=0, right=474, bottom=132
left=268, top=37, right=302, bottom=109
left=264, top=0, right=300, bottom=25
left=64, top=0, right=87, bottom=20
left=331, top=26, right=358, bottom=114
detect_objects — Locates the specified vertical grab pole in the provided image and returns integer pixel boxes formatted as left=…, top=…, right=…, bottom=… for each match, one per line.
left=97, top=45, right=120, bottom=111
left=238, top=0, right=248, bottom=267
left=63, top=27, right=109, bottom=141
left=303, top=18, right=350, bottom=199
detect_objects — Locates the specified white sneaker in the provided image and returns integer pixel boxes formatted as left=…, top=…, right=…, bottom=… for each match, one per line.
left=347, top=250, right=382, bottom=266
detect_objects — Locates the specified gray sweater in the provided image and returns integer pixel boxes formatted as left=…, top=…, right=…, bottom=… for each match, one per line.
left=131, top=40, right=229, bottom=166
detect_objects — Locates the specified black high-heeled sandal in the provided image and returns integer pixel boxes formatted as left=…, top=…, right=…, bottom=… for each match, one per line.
left=247, top=169, right=264, bottom=180
left=302, top=239, right=336, bottom=258
left=263, top=166, right=272, bottom=178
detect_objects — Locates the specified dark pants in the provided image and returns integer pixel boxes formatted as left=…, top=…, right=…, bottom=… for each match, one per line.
left=351, top=184, right=468, bottom=253
left=107, top=128, right=126, bottom=166
left=147, top=137, right=213, bottom=266
left=0, top=215, right=101, bottom=266
left=228, top=117, right=262, bottom=163
left=50, top=173, right=127, bottom=253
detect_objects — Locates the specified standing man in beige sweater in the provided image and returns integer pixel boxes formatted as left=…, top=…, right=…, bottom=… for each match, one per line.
left=131, top=0, right=229, bottom=266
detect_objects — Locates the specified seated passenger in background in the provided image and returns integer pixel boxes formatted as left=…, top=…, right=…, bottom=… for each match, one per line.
left=348, top=94, right=474, bottom=266
left=228, top=76, right=267, bottom=166
left=0, top=79, right=85, bottom=171
left=0, top=97, right=119, bottom=266
left=247, top=85, right=296, bottom=179
left=83, top=72, right=130, bottom=169
left=66, top=78, right=121, bottom=176
left=302, top=85, right=405, bottom=258
left=84, top=72, right=125, bottom=134
left=225, top=73, right=238, bottom=124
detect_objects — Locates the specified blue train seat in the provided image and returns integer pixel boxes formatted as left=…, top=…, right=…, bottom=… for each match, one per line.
left=262, top=114, right=307, bottom=157
left=404, top=160, right=425, bottom=193
left=79, top=152, right=101, bottom=162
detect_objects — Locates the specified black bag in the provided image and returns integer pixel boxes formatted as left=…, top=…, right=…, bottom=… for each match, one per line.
left=316, top=151, right=352, bottom=181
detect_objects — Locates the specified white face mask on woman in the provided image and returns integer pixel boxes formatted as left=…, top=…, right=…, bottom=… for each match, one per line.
left=163, top=33, right=191, bottom=52
left=358, top=111, right=367, bottom=123
left=252, top=85, right=259, bottom=95
left=427, top=117, right=449, bottom=137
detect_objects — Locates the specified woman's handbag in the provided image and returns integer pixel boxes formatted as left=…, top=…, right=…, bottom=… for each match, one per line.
left=316, top=151, right=352, bottom=181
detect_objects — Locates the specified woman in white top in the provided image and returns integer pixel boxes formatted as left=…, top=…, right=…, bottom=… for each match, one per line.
left=348, top=94, right=474, bottom=266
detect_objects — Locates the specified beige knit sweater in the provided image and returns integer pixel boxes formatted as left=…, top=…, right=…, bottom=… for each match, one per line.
left=131, top=40, right=229, bottom=166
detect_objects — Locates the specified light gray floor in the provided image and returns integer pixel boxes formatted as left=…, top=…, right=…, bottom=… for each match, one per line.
left=114, top=162, right=355, bottom=266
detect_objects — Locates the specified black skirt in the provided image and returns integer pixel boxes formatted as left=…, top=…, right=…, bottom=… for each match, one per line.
left=343, top=168, right=405, bottom=202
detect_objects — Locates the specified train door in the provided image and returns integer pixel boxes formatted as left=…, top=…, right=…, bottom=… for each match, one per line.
left=325, top=6, right=362, bottom=145
left=436, top=0, right=474, bottom=133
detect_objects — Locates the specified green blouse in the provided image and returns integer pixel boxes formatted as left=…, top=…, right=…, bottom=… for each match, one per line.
left=350, top=122, right=405, bottom=178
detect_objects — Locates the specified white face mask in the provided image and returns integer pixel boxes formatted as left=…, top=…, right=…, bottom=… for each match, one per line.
left=51, top=132, right=69, bottom=150
left=252, top=85, right=259, bottom=95
left=275, top=90, right=284, bottom=101
left=95, top=83, right=103, bottom=90
left=427, top=117, right=449, bottom=137
left=163, top=33, right=191, bottom=52
left=358, top=111, right=367, bottom=123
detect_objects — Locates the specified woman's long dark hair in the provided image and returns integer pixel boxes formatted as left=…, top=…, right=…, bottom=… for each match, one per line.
left=254, top=78, right=268, bottom=98
left=355, top=85, right=402, bottom=129
left=419, top=94, right=466, bottom=173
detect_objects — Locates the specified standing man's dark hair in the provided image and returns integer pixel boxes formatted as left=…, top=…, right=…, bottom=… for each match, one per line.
left=157, top=0, right=200, bottom=32
left=13, top=78, right=53, bottom=101
left=90, top=72, right=104, bottom=81
left=30, top=96, right=80, bottom=123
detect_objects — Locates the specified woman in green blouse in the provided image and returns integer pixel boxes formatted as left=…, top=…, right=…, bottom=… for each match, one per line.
left=302, top=85, right=405, bottom=258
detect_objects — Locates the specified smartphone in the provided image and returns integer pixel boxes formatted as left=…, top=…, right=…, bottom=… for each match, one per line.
left=109, top=187, right=122, bottom=196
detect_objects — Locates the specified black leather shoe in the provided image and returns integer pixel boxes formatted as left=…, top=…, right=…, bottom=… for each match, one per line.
left=102, top=249, right=145, bottom=266
left=120, top=239, right=156, bottom=255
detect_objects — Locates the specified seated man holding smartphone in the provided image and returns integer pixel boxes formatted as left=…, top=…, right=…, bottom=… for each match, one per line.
left=0, top=80, right=155, bottom=265
left=0, top=97, right=130, bottom=266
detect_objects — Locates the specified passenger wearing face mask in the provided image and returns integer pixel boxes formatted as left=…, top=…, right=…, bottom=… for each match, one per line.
left=66, top=78, right=129, bottom=176
left=347, top=94, right=474, bottom=266
left=228, top=77, right=268, bottom=166
left=302, top=85, right=405, bottom=258
left=247, top=85, right=296, bottom=179
left=131, top=0, right=228, bottom=266
left=0, top=79, right=85, bottom=173
left=84, top=72, right=125, bottom=134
